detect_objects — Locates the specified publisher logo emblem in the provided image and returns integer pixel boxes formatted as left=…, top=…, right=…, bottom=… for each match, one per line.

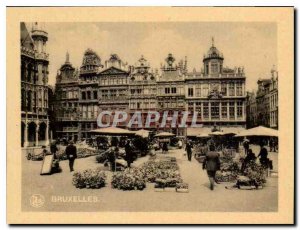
left=30, top=194, right=45, bottom=208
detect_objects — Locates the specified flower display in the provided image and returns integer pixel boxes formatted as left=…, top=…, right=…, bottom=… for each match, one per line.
left=141, top=157, right=183, bottom=188
left=111, top=168, right=146, bottom=190
left=72, top=167, right=106, bottom=189
left=243, top=161, right=266, bottom=186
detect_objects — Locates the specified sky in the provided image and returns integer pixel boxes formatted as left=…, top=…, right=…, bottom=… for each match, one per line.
left=29, top=22, right=277, bottom=91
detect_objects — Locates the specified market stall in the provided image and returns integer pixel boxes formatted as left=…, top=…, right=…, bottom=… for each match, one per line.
left=90, top=127, right=136, bottom=171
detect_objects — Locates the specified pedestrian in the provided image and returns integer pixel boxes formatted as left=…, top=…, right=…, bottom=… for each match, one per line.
left=108, top=146, right=116, bottom=171
left=163, top=142, right=169, bottom=154
left=241, top=149, right=256, bottom=172
left=125, top=141, right=133, bottom=168
left=258, top=143, right=269, bottom=167
left=185, top=141, right=193, bottom=161
left=178, top=139, right=183, bottom=149
left=50, top=141, right=58, bottom=159
left=65, top=140, right=77, bottom=172
left=243, top=138, right=250, bottom=155
left=202, top=144, right=221, bottom=190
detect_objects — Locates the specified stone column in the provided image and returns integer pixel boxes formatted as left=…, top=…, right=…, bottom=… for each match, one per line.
left=208, top=102, right=211, bottom=121
left=35, top=123, right=39, bottom=147
left=45, top=119, right=49, bottom=146
left=24, top=122, right=29, bottom=148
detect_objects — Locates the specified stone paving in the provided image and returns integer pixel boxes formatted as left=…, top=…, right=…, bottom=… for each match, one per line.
left=22, top=146, right=278, bottom=212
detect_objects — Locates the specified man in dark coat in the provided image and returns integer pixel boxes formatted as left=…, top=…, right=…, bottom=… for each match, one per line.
left=125, top=141, right=133, bottom=168
left=243, top=139, right=250, bottom=155
left=65, top=140, right=77, bottom=172
left=185, top=141, right=193, bottom=161
left=202, top=145, right=221, bottom=190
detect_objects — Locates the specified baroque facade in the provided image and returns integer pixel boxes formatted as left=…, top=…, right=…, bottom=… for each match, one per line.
left=185, top=40, right=246, bottom=135
left=21, top=22, right=50, bottom=147
left=246, top=67, right=278, bottom=129
left=157, top=54, right=186, bottom=136
left=129, top=56, right=157, bottom=130
left=98, top=54, right=130, bottom=129
left=54, top=39, right=248, bottom=140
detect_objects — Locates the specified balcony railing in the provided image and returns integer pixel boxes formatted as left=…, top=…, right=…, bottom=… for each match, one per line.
left=35, top=52, right=49, bottom=61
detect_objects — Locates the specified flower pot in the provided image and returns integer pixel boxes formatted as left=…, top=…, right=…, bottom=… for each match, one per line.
left=176, top=188, right=189, bottom=193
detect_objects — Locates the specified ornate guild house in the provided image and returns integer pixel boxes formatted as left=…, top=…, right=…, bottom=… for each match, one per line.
left=54, top=52, right=79, bottom=141
left=21, top=22, right=50, bottom=147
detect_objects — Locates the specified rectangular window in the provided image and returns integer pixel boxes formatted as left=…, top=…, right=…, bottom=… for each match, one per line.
left=178, top=100, right=184, bottom=107
left=211, top=102, right=220, bottom=119
left=87, top=91, right=91, bottom=100
left=188, top=102, right=194, bottom=111
left=221, top=83, right=227, bottom=96
left=236, top=82, right=243, bottom=96
left=137, top=102, right=141, bottom=109
left=203, top=102, right=209, bottom=119
left=93, top=91, right=98, bottom=99
left=82, top=92, right=86, bottom=100
left=111, top=90, right=117, bottom=98
left=165, top=88, right=170, bottom=94
left=94, top=105, right=98, bottom=118
left=229, top=82, right=235, bottom=96
left=82, top=106, right=87, bottom=118
left=171, top=87, right=176, bottom=94
left=188, top=88, right=194, bottom=97
left=221, top=102, right=227, bottom=119
left=237, top=101, right=243, bottom=118
left=102, top=90, right=108, bottom=99
left=195, top=86, right=201, bottom=97
left=195, top=102, right=202, bottom=119
left=202, top=84, right=209, bottom=97
left=229, top=102, right=235, bottom=119
left=88, top=106, right=92, bottom=118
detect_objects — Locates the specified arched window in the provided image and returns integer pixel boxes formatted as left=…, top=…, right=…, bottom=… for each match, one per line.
left=27, top=64, right=32, bottom=82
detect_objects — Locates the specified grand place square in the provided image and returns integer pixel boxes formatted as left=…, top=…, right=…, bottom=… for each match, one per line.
left=20, top=22, right=279, bottom=212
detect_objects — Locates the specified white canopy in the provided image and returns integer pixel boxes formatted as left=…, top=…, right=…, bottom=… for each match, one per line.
left=197, top=133, right=210, bottom=138
left=235, top=126, right=278, bottom=137
left=209, top=131, right=225, bottom=136
left=155, top=132, right=175, bottom=137
left=135, top=129, right=150, bottom=138
left=90, top=127, right=135, bottom=136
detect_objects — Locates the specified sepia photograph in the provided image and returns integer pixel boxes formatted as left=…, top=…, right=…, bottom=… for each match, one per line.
left=6, top=7, right=294, bottom=224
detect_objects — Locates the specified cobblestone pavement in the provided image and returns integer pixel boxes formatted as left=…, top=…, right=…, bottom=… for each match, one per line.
left=22, top=146, right=278, bottom=212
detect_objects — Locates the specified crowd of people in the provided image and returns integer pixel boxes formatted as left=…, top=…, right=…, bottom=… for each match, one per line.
left=43, top=134, right=277, bottom=192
